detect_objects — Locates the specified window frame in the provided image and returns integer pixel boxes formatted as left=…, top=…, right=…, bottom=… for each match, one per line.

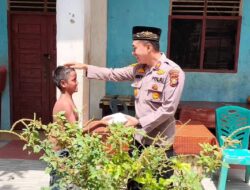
left=167, top=15, right=242, bottom=73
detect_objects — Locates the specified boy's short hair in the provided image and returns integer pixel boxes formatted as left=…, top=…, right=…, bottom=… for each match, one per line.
left=53, top=66, right=75, bottom=91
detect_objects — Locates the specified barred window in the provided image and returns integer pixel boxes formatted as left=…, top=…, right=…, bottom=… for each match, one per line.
left=8, top=0, right=56, bottom=13
left=168, top=0, right=242, bottom=72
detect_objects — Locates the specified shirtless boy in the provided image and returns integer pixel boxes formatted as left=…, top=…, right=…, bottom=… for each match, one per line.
left=50, top=66, right=79, bottom=189
left=52, top=66, right=78, bottom=123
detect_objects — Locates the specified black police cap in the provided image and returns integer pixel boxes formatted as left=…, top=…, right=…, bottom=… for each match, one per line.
left=132, top=26, right=161, bottom=42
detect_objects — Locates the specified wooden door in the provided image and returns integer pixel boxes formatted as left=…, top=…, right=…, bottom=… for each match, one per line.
left=10, top=13, right=56, bottom=127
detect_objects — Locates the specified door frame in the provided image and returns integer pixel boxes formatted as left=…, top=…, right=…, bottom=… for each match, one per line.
left=8, top=11, right=56, bottom=125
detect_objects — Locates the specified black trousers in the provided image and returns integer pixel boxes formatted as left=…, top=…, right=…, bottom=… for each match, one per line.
left=49, top=149, right=70, bottom=190
left=127, top=141, right=175, bottom=190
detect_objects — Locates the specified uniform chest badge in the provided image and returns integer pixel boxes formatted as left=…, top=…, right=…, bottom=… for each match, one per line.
left=169, top=69, right=179, bottom=87
left=157, top=69, right=165, bottom=75
left=152, top=84, right=158, bottom=91
left=152, top=92, right=160, bottom=100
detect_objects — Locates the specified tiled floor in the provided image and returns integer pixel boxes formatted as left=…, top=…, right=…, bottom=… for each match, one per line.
left=213, top=168, right=250, bottom=190
left=0, top=131, right=249, bottom=190
left=0, top=140, right=42, bottom=160
left=0, top=159, right=50, bottom=190
left=0, top=130, right=22, bottom=139
left=0, top=158, right=249, bottom=190
left=0, top=130, right=43, bottom=160
left=0, top=131, right=49, bottom=190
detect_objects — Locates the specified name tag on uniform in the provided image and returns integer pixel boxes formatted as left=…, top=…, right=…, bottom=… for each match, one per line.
left=152, top=76, right=165, bottom=84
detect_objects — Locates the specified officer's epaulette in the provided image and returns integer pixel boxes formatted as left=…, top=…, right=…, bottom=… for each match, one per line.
left=130, top=63, right=138, bottom=67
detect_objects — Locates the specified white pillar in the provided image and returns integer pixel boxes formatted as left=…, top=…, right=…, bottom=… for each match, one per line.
left=56, top=0, right=91, bottom=124
left=89, top=0, right=107, bottom=119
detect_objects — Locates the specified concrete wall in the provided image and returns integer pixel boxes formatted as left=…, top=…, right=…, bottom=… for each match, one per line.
left=1, top=0, right=250, bottom=129
left=107, top=0, right=250, bottom=103
left=56, top=0, right=107, bottom=120
left=181, top=0, right=250, bottom=103
left=89, top=0, right=107, bottom=119
left=56, top=0, right=90, bottom=123
left=0, top=0, right=106, bottom=126
left=107, top=0, right=169, bottom=95
left=0, top=0, right=10, bottom=130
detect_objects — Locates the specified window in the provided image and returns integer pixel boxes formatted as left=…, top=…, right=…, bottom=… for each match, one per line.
left=168, top=0, right=242, bottom=72
left=8, top=0, right=56, bottom=12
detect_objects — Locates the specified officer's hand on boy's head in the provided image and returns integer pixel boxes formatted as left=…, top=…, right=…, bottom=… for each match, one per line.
left=64, top=62, right=88, bottom=70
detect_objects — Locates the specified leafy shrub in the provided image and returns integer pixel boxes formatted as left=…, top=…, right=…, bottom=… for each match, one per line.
left=1, top=113, right=223, bottom=190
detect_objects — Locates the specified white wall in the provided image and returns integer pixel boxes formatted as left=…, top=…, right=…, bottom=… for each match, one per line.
left=56, top=0, right=107, bottom=122
left=56, top=0, right=90, bottom=123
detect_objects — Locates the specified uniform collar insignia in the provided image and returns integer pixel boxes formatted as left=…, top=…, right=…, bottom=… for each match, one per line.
left=137, top=67, right=145, bottom=74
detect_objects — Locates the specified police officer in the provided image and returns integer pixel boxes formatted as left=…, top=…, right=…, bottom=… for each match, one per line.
left=65, top=26, right=185, bottom=148
left=66, top=25, right=185, bottom=189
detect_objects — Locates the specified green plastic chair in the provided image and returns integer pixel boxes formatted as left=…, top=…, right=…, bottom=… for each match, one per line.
left=216, top=106, right=250, bottom=190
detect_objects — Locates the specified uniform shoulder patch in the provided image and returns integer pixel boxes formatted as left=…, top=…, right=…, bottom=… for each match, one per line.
left=169, top=69, right=179, bottom=87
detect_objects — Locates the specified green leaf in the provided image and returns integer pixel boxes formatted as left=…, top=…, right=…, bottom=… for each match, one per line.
left=8, top=112, right=224, bottom=190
